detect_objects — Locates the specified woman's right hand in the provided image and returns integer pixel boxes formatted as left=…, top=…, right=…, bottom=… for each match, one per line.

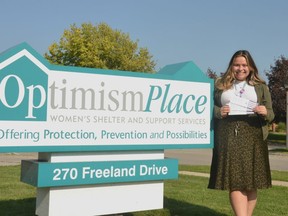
left=220, top=105, right=230, bottom=118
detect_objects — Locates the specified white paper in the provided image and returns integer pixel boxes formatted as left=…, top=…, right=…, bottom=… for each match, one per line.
left=228, top=97, right=258, bottom=115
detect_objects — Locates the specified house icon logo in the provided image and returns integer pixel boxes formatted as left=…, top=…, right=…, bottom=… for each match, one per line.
left=0, top=43, right=48, bottom=121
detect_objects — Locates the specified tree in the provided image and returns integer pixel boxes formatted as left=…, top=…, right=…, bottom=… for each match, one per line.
left=266, top=56, right=288, bottom=123
left=45, top=22, right=156, bottom=73
left=206, top=67, right=218, bottom=80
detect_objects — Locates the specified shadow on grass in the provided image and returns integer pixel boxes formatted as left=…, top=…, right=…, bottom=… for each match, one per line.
left=0, top=197, right=228, bottom=216
left=163, top=196, right=228, bottom=216
left=0, top=198, right=36, bottom=216
left=123, top=196, right=228, bottom=216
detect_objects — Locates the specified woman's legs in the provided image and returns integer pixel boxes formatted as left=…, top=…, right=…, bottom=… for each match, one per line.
left=230, top=191, right=248, bottom=216
left=247, top=190, right=257, bottom=216
left=229, top=190, right=257, bottom=216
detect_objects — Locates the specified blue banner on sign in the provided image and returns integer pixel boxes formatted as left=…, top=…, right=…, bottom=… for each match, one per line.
left=22, top=159, right=178, bottom=187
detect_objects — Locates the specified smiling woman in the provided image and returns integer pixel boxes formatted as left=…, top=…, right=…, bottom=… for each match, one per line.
left=208, top=50, right=275, bottom=216
left=232, top=56, right=250, bottom=81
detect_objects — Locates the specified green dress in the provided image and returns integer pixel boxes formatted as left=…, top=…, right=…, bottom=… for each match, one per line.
left=208, top=83, right=274, bottom=191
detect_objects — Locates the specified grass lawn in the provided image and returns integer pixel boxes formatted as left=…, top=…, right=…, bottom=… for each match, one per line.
left=1, top=165, right=287, bottom=216
left=268, top=132, right=286, bottom=145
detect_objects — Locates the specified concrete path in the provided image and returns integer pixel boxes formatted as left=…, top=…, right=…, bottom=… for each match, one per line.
left=165, top=147, right=288, bottom=171
left=0, top=152, right=37, bottom=166
left=179, top=171, right=288, bottom=187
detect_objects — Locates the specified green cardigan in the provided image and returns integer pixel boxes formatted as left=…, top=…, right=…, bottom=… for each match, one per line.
left=214, top=83, right=275, bottom=140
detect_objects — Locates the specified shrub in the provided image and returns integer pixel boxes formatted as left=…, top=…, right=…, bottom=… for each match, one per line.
left=276, top=122, right=286, bottom=133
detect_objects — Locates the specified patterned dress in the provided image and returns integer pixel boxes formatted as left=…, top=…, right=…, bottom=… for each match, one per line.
left=208, top=83, right=274, bottom=191
left=208, top=115, right=271, bottom=191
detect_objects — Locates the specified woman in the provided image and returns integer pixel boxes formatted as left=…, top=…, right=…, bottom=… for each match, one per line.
left=208, top=50, right=274, bottom=216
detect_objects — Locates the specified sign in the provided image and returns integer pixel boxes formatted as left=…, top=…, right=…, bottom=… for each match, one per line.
left=0, top=43, right=214, bottom=152
left=21, top=159, right=178, bottom=187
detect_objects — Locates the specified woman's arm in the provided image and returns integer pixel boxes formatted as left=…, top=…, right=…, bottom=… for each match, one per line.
left=254, top=84, right=275, bottom=122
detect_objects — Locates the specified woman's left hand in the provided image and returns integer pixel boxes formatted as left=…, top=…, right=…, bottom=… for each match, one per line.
left=253, top=105, right=267, bottom=116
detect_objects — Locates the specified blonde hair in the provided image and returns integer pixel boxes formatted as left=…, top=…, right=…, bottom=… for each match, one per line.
left=215, top=50, right=265, bottom=90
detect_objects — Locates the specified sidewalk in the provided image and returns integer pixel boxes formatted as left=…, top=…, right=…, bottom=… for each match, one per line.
left=0, top=152, right=37, bottom=166
left=179, top=171, right=288, bottom=187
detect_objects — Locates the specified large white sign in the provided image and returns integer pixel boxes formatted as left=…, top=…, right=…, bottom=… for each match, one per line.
left=0, top=43, right=213, bottom=152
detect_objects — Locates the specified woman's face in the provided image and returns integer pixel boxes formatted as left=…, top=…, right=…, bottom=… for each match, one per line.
left=232, top=56, right=250, bottom=81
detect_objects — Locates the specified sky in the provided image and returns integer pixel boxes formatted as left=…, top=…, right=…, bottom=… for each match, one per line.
left=1, top=0, right=287, bottom=79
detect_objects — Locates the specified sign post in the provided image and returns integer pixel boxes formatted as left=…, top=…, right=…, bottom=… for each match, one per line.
left=0, top=43, right=214, bottom=216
